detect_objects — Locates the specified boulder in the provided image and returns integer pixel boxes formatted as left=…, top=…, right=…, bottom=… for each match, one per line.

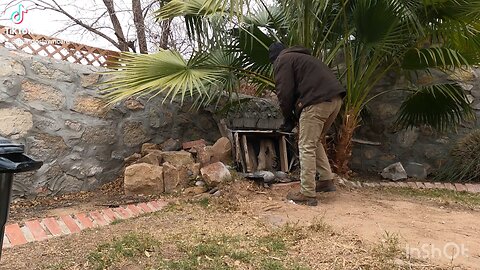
left=141, top=143, right=158, bottom=156
left=195, top=146, right=214, bottom=166
left=160, top=138, right=182, bottom=151
left=404, top=162, right=428, bottom=180
left=200, top=162, right=232, bottom=186
left=211, top=137, right=232, bottom=164
left=182, top=139, right=207, bottom=150
left=381, top=162, right=408, bottom=181
left=124, top=163, right=164, bottom=195
left=136, top=153, right=161, bottom=166
left=163, top=162, right=190, bottom=193
left=162, top=151, right=195, bottom=166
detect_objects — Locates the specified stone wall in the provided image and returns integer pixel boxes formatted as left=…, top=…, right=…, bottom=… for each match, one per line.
left=0, top=47, right=220, bottom=198
left=351, top=68, right=480, bottom=176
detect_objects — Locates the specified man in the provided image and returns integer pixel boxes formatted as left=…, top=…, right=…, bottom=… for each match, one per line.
left=269, top=42, right=346, bottom=206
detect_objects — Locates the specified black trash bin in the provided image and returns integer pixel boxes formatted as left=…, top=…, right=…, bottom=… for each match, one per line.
left=0, top=136, right=42, bottom=260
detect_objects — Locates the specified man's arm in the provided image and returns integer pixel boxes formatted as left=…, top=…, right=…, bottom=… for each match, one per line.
left=273, top=57, right=296, bottom=127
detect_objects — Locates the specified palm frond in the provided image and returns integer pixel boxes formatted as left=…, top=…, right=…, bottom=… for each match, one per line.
left=100, top=50, right=228, bottom=105
left=402, top=47, right=471, bottom=70
left=395, top=83, right=475, bottom=131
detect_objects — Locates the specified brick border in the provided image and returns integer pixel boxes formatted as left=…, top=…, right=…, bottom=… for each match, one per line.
left=349, top=180, right=480, bottom=194
left=2, top=199, right=166, bottom=250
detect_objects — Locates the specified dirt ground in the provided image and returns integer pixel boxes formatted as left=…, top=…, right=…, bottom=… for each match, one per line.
left=1, top=180, right=480, bottom=269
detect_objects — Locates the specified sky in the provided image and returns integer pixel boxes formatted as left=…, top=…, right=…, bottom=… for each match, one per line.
left=0, top=0, right=136, bottom=50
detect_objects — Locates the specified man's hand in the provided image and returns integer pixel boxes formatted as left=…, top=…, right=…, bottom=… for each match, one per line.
left=280, top=119, right=295, bottom=132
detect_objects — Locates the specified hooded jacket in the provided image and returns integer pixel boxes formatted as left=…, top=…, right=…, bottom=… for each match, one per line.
left=273, top=46, right=346, bottom=122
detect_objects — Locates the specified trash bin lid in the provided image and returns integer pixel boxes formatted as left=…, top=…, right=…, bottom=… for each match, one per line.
left=0, top=136, right=24, bottom=155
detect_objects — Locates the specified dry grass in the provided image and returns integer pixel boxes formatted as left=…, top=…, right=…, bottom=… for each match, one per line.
left=35, top=194, right=444, bottom=270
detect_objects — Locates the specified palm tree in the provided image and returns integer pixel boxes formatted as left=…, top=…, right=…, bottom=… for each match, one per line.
left=103, top=0, right=480, bottom=175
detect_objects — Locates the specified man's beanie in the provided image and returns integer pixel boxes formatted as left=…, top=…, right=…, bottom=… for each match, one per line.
left=269, top=42, right=286, bottom=63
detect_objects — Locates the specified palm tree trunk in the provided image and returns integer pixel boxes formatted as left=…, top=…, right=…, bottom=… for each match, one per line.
left=334, top=111, right=359, bottom=176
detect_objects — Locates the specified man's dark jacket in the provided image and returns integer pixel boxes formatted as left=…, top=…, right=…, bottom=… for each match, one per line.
left=273, top=46, right=346, bottom=123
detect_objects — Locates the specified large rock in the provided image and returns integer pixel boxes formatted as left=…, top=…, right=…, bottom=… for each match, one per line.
left=72, top=96, right=108, bottom=117
left=31, top=61, right=73, bottom=82
left=141, top=143, right=158, bottom=155
left=136, top=153, right=161, bottom=166
left=20, top=81, right=65, bottom=110
left=195, top=146, right=214, bottom=166
left=397, top=128, right=419, bottom=148
left=80, top=73, right=100, bottom=88
left=124, top=163, right=164, bottom=195
left=81, top=126, right=116, bottom=145
left=163, top=162, right=190, bottom=193
left=0, top=58, right=25, bottom=76
left=162, top=151, right=194, bottom=166
left=0, top=107, right=33, bottom=138
left=200, top=162, right=232, bottom=186
left=404, top=162, right=428, bottom=180
left=123, top=121, right=150, bottom=147
left=211, top=137, right=232, bottom=164
left=381, top=162, right=408, bottom=181
left=182, top=139, right=207, bottom=150
left=160, top=138, right=181, bottom=151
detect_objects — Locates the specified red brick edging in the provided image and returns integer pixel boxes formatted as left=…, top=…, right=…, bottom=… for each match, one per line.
left=2, top=200, right=167, bottom=249
left=355, top=181, right=480, bottom=194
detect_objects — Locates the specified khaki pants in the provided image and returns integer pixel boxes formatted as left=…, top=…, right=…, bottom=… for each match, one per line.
left=298, top=97, right=342, bottom=197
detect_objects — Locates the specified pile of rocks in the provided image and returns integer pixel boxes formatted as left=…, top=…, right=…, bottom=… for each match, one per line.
left=123, top=137, right=233, bottom=196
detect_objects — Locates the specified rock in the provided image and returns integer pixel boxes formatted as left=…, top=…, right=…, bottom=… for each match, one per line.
left=124, top=163, right=164, bottom=195
left=72, top=96, right=109, bottom=117
left=163, top=162, right=189, bottom=193
left=162, top=151, right=195, bottom=166
left=124, top=153, right=142, bottom=165
left=81, top=126, right=116, bottom=145
left=123, top=121, right=149, bottom=147
left=470, top=87, right=480, bottom=98
left=467, top=94, right=475, bottom=104
left=212, top=190, right=222, bottom=197
left=186, top=163, right=201, bottom=179
left=196, top=146, right=214, bottom=166
left=65, top=120, right=83, bottom=132
left=274, top=171, right=288, bottom=179
left=200, top=162, right=232, bottom=186
left=136, top=153, right=161, bottom=166
left=459, top=83, right=474, bottom=91
left=381, top=162, right=408, bottom=181
left=0, top=107, right=33, bottom=137
left=20, top=81, right=65, bottom=110
left=26, top=133, right=68, bottom=161
left=182, top=139, right=207, bottom=150
left=195, top=180, right=206, bottom=187
left=124, top=99, right=144, bottom=111
left=0, top=58, right=25, bottom=76
left=211, top=137, right=232, bottom=164
left=404, top=162, right=428, bottom=179
left=184, top=186, right=207, bottom=195
left=31, top=61, right=73, bottom=82
left=80, top=73, right=100, bottom=88
left=160, top=138, right=181, bottom=151
left=397, top=128, right=419, bottom=148
left=141, top=143, right=158, bottom=155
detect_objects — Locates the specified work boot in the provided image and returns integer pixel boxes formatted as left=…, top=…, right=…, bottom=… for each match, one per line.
left=286, top=190, right=318, bottom=206
left=316, top=180, right=336, bottom=192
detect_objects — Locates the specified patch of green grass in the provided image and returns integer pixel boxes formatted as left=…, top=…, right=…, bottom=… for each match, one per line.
left=197, top=197, right=210, bottom=208
left=87, top=233, right=158, bottom=270
left=261, top=259, right=286, bottom=270
left=383, top=187, right=480, bottom=207
left=109, top=219, right=124, bottom=225
left=259, top=236, right=287, bottom=253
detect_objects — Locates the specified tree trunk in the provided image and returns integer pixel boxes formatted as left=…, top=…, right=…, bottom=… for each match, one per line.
left=334, top=111, right=359, bottom=176
left=159, top=19, right=172, bottom=49
left=102, top=0, right=130, bottom=52
left=132, top=0, right=148, bottom=53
